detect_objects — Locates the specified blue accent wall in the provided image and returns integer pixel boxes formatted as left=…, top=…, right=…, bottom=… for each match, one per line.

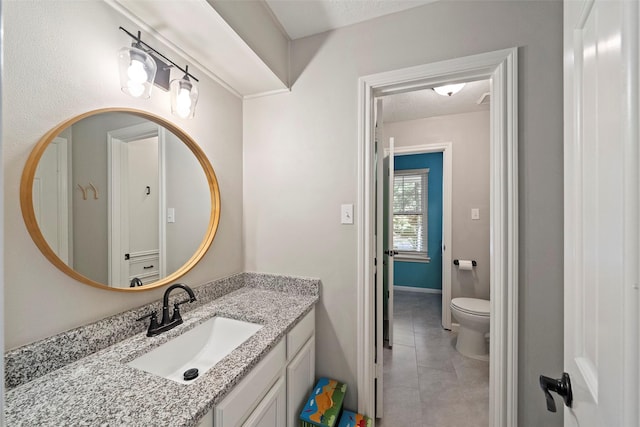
left=394, top=152, right=443, bottom=289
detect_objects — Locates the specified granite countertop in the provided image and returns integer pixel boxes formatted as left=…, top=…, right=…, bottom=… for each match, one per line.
left=5, top=283, right=318, bottom=426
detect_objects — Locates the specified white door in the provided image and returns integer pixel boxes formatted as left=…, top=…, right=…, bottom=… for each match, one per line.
left=562, top=0, right=639, bottom=426
left=374, top=99, right=384, bottom=417
left=384, top=137, right=395, bottom=348
left=108, top=122, right=165, bottom=288
left=376, top=131, right=396, bottom=418
left=126, top=136, right=160, bottom=281
left=33, top=137, right=69, bottom=264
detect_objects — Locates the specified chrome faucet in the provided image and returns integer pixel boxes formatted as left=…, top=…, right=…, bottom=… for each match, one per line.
left=137, top=283, right=197, bottom=337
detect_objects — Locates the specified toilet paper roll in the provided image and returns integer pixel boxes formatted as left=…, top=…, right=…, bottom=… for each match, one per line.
left=458, top=260, right=474, bottom=271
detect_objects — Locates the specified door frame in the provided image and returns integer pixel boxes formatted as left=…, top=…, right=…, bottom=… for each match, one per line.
left=390, top=142, right=453, bottom=330
left=32, top=137, right=70, bottom=265
left=107, top=122, right=167, bottom=287
left=356, top=47, right=518, bottom=426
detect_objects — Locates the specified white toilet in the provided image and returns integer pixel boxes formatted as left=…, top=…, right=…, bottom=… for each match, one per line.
left=450, top=297, right=490, bottom=360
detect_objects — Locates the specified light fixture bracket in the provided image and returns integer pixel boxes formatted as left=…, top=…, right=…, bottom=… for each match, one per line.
left=119, top=27, right=199, bottom=91
left=150, top=54, right=171, bottom=91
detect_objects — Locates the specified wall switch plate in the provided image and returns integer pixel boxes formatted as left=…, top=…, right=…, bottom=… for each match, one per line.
left=167, top=208, right=176, bottom=223
left=471, top=208, right=480, bottom=220
left=341, top=204, right=354, bottom=224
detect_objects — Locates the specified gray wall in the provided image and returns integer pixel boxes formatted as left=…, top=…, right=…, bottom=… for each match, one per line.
left=165, top=131, right=211, bottom=274
left=243, top=1, right=563, bottom=424
left=384, top=111, right=491, bottom=301
left=3, top=1, right=244, bottom=350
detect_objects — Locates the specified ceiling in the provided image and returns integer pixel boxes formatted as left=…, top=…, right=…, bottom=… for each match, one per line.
left=382, top=79, right=490, bottom=123
left=110, top=0, right=488, bottom=118
left=262, top=0, right=490, bottom=120
left=264, top=0, right=436, bottom=40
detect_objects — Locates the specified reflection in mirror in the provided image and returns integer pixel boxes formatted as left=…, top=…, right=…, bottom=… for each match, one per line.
left=26, top=110, right=218, bottom=290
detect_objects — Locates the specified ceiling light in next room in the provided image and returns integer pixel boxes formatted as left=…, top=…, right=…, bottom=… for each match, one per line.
left=433, top=83, right=466, bottom=97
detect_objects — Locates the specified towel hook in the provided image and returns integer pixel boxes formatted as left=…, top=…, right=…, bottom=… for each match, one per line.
left=77, top=184, right=87, bottom=200
left=88, top=182, right=99, bottom=200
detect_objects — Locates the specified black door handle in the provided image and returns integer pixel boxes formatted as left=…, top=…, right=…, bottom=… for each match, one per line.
left=539, top=372, right=572, bottom=412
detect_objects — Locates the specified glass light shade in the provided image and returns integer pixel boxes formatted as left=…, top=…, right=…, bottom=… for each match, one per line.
left=433, top=83, right=466, bottom=97
left=170, top=77, right=198, bottom=119
left=118, top=46, right=157, bottom=99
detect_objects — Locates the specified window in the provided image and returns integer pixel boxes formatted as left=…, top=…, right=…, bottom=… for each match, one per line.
left=393, top=168, right=429, bottom=260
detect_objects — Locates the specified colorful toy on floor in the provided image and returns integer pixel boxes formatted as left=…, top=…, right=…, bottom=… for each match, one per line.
left=337, top=410, right=372, bottom=427
left=300, top=377, right=347, bottom=427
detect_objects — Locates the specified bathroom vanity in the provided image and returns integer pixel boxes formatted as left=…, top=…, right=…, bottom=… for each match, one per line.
left=9, top=108, right=320, bottom=426
left=202, top=305, right=315, bottom=427
left=4, top=273, right=318, bottom=426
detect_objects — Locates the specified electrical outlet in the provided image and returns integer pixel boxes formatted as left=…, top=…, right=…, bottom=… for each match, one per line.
left=167, top=208, right=176, bottom=223
left=471, top=208, right=480, bottom=220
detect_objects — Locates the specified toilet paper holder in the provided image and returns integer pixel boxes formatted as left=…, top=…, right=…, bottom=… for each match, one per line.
left=453, top=259, right=477, bottom=266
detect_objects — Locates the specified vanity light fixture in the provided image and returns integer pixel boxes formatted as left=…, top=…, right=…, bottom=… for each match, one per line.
left=433, top=83, right=466, bottom=97
left=170, top=66, right=199, bottom=119
left=118, top=30, right=158, bottom=99
left=118, top=27, right=199, bottom=118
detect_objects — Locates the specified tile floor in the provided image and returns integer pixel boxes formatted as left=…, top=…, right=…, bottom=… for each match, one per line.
left=376, top=291, right=489, bottom=427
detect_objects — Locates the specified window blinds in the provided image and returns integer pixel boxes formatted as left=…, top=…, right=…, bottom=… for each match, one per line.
left=393, top=170, right=428, bottom=254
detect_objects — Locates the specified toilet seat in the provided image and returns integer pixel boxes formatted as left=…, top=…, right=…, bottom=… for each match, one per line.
left=451, top=298, right=490, bottom=317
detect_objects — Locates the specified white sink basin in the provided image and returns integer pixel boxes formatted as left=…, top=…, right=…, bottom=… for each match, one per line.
left=127, top=316, right=263, bottom=384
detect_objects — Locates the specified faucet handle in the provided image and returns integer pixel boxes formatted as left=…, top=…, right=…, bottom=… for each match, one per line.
left=136, top=310, right=157, bottom=321
left=137, top=311, right=160, bottom=336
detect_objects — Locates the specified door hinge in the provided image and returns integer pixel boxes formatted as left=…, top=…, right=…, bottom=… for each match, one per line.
left=375, top=362, right=383, bottom=379
left=374, top=257, right=377, bottom=266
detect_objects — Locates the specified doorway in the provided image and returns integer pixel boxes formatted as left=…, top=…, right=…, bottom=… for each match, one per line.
left=377, top=100, right=491, bottom=423
left=32, top=137, right=70, bottom=264
left=357, top=48, right=519, bottom=426
left=107, top=121, right=167, bottom=288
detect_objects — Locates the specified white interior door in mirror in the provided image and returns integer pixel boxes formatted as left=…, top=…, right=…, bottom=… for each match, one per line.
left=126, top=136, right=161, bottom=285
left=108, top=122, right=166, bottom=288
left=33, top=137, right=70, bottom=264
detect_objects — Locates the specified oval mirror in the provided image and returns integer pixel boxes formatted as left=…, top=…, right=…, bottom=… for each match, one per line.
left=20, top=108, right=220, bottom=291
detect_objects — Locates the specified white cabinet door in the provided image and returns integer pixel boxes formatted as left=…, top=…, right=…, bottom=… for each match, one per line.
left=286, top=336, right=315, bottom=427
left=243, top=376, right=286, bottom=427
left=214, top=340, right=286, bottom=427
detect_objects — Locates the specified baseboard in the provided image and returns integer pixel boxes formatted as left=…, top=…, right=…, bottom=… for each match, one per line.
left=394, top=285, right=442, bottom=294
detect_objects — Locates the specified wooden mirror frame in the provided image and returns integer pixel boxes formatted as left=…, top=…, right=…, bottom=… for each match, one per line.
left=20, top=108, right=221, bottom=292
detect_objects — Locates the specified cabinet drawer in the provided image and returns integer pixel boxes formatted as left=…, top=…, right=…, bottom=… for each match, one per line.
left=129, top=256, right=159, bottom=277
left=287, top=308, right=315, bottom=361
left=215, top=340, right=286, bottom=427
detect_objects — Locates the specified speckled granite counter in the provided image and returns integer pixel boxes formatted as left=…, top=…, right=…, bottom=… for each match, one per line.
left=4, top=273, right=319, bottom=426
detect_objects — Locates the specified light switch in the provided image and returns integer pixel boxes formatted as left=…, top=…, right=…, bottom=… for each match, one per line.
left=167, top=208, right=176, bottom=223
left=471, top=208, right=480, bottom=220
left=341, top=204, right=354, bottom=224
